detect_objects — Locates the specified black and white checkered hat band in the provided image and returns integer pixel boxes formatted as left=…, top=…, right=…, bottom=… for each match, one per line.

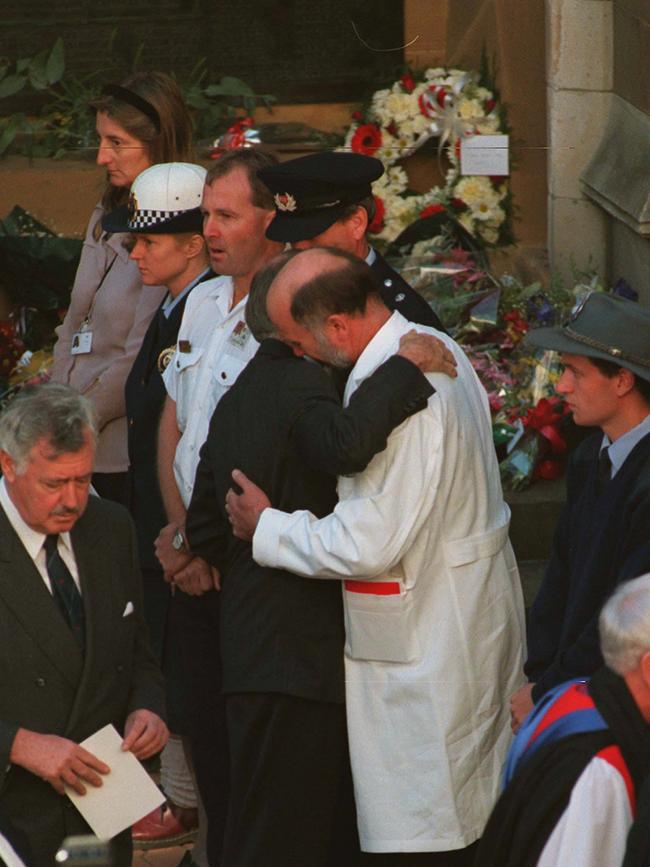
left=128, top=209, right=183, bottom=229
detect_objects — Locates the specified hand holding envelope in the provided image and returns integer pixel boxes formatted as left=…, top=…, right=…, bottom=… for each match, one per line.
left=66, top=725, right=166, bottom=840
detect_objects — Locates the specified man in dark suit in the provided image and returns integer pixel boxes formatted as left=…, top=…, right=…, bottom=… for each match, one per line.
left=0, top=383, right=167, bottom=866
left=258, top=151, right=446, bottom=330
left=185, top=254, right=454, bottom=866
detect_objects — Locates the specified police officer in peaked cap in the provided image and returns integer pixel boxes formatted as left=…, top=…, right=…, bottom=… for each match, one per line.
left=258, top=151, right=446, bottom=331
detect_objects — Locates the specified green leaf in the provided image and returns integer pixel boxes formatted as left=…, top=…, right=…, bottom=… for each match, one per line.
left=16, top=58, right=31, bottom=73
left=0, top=74, right=26, bottom=98
left=45, top=38, right=65, bottom=85
left=28, top=48, right=49, bottom=90
left=185, top=91, right=210, bottom=110
left=205, top=76, right=255, bottom=98
left=0, top=117, right=20, bottom=155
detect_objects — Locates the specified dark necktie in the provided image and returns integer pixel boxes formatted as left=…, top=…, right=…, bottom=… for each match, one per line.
left=597, top=447, right=612, bottom=494
left=44, top=534, right=85, bottom=651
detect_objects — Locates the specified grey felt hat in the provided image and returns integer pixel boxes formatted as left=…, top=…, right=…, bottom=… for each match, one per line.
left=524, top=292, right=650, bottom=382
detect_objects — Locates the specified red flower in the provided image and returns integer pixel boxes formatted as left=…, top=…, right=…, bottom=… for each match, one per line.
left=489, top=393, right=504, bottom=413
left=368, top=195, right=385, bottom=234
left=484, top=98, right=497, bottom=114
left=535, top=458, right=563, bottom=481
left=351, top=124, right=382, bottom=156
left=400, top=72, right=416, bottom=93
left=450, top=197, right=466, bottom=210
left=419, top=203, right=445, bottom=219
left=503, top=310, right=529, bottom=334
left=524, top=397, right=569, bottom=455
left=386, top=121, right=398, bottom=137
left=352, top=110, right=364, bottom=122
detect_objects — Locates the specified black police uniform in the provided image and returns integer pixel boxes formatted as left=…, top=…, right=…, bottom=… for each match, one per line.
left=258, top=152, right=446, bottom=332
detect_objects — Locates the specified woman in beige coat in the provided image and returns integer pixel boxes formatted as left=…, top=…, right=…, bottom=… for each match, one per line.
left=51, top=71, right=194, bottom=504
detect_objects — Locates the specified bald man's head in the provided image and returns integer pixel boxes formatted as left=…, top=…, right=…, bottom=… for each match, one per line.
left=267, top=246, right=378, bottom=326
left=265, top=246, right=380, bottom=365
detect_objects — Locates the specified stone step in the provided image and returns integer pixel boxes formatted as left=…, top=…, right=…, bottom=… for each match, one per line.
left=518, top=559, right=548, bottom=609
left=505, top=477, right=566, bottom=562
left=505, top=477, right=566, bottom=608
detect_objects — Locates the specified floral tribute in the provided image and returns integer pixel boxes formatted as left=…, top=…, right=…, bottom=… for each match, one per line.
left=342, top=67, right=511, bottom=249
left=395, top=248, right=625, bottom=489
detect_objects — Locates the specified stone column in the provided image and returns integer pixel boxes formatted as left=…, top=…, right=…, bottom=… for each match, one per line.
left=546, top=0, right=613, bottom=284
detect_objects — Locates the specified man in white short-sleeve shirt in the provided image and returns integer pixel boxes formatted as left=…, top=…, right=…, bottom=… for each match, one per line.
left=153, top=149, right=281, bottom=864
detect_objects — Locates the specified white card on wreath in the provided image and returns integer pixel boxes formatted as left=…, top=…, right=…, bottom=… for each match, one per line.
left=460, top=135, right=509, bottom=176
left=65, top=724, right=164, bottom=840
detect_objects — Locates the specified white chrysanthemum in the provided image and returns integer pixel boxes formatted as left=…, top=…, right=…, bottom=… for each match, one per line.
left=470, top=201, right=506, bottom=223
left=457, top=98, right=485, bottom=121
left=424, top=68, right=446, bottom=80
left=381, top=91, right=417, bottom=124
left=455, top=176, right=499, bottom=209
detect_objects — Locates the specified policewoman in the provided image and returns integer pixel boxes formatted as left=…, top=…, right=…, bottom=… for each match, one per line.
left=105, top=162, right=213, bottom=851
left=104, top=162, right=211, bottom=673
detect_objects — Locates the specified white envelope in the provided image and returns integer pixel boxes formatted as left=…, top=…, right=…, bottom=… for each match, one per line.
left=65, top=724, right=164, bottom=839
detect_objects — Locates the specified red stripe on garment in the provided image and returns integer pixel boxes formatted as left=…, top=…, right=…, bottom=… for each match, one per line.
left=597, top=744, right=636, bottom=814
left=344, top=580, right=401, bottom=595
left=531, top=683, right=593, bottom=742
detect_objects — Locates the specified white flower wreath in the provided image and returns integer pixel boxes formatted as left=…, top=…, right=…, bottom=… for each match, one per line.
left=341, top=67, right=511, bottom=250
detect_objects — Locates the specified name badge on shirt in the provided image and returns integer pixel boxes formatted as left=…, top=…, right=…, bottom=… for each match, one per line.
left=71, top=331, right=93, bottom=354
left=227, top=320, right=251, bottom=350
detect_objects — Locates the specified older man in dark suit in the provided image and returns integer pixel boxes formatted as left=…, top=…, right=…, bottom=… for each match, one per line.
left=0, top=383, right=167, bottom=866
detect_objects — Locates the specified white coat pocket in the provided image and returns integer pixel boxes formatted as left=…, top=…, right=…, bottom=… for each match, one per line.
left=343, top=580, right=420, bottom=664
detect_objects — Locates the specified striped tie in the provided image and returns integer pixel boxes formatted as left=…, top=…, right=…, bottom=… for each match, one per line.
left=44, top=534, right=85, bottom=652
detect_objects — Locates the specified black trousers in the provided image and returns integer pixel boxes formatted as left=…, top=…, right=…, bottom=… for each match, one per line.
left=359, top=840, right=480, bottom=866
left=222, top=692, right=355, bottom=867
left=174, top=589, right=229, bottom=866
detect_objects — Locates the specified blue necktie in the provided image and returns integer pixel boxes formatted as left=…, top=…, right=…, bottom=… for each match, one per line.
left=44, top=534, right=85, bottom=652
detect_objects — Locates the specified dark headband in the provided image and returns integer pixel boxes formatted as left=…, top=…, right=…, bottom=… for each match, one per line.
left=100, top=84, right=161, bottom=133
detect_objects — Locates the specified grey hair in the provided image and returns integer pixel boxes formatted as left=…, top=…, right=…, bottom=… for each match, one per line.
left=599, top=574, right=650, bottom=674
left=0, top=383, right=97, bottom=471
left=245, top=250, right=297, bottom=342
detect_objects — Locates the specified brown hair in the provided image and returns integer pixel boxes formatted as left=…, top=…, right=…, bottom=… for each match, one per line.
left=91, top=71, right=194, bottom=232
left=589, top=356, right=650, bottom=405
left=206, top=149, right=278, bottom=210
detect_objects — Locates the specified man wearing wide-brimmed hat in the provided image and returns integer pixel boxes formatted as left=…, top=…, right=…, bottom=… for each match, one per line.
left=511, top=291, right=650, bottom=732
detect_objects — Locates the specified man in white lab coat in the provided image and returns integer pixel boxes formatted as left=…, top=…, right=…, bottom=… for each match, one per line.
left=227, top=247, right=526, bottom=864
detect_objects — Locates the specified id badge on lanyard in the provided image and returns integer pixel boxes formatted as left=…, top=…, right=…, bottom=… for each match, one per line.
left=70, top=249, right=117, bottom=355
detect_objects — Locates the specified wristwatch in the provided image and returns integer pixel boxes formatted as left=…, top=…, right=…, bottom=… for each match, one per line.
left=171, top=527, right=188, bottom=553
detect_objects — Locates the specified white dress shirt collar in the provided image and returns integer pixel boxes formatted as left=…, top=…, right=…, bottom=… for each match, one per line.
left=601, top=412, right=650, bottom=477
left=344, top=311, right=407, bottom=405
